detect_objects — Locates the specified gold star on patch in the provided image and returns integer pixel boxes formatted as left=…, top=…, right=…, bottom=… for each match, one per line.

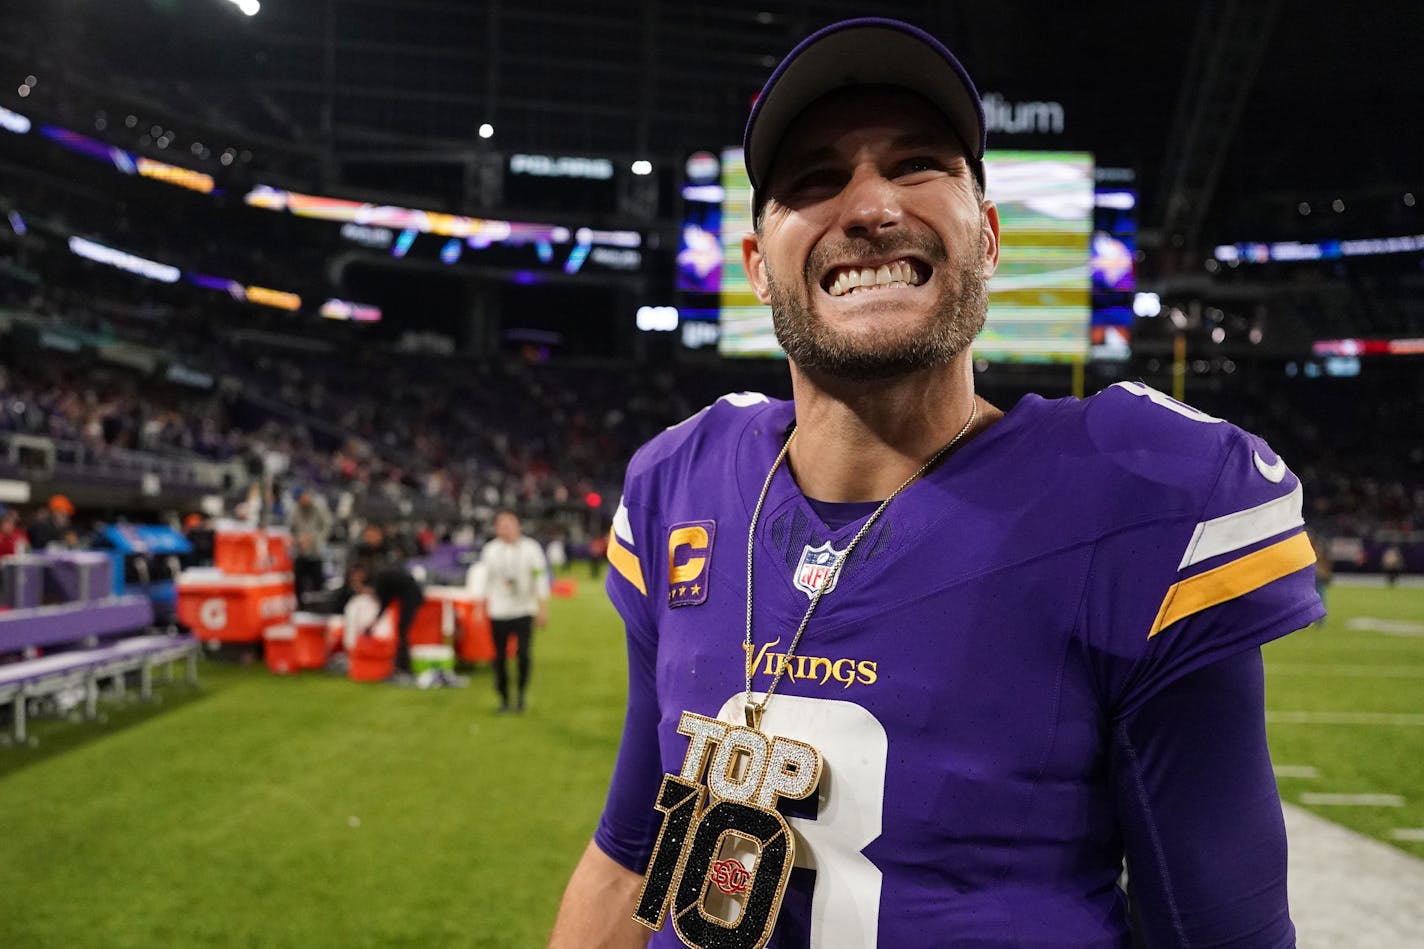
left=678, top=585, right=687, bottom=596
left=690, top=584, right=701, bottom=596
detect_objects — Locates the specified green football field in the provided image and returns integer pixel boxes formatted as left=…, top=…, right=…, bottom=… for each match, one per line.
left=1, top=577, right=1420, bottom=947
left=1264, top=581, right=1424, bottom=856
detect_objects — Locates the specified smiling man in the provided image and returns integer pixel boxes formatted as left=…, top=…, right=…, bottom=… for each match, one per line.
left=550, top=18, right=1321, bottom=949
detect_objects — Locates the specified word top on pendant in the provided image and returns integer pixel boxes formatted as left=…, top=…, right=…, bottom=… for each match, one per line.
left=633, top=710, right=824, bottom=949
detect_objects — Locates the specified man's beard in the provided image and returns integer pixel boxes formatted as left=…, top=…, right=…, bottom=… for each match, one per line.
left=768, top=232, right=988, bottom=382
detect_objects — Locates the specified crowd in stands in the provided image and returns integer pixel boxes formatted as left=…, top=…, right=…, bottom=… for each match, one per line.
left=1, top=111, right=1418, bottom=564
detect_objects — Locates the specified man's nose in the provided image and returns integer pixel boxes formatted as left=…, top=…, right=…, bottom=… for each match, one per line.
left=836, top=168, right=902, bottom=237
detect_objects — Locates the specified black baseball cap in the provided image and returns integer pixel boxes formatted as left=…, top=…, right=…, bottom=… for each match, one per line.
left=743, top=18, right=986, bottom=211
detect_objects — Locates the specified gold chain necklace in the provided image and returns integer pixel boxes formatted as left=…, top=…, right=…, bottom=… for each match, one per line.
left=741, top=398, right=980, bottom=728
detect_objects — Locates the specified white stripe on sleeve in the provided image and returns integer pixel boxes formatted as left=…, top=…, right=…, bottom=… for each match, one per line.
left=1178, top=481, right=1305, bottom=570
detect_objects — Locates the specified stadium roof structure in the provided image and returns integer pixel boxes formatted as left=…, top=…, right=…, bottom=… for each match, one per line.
left=3, top=0, right=1422, bottom=261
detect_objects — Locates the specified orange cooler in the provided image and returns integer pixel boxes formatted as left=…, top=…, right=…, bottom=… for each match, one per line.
left=426, top=586, right=494, bottom=663
left=264, top=528, right=293, bottom=573
left=400, top=599, right=447, bottom=648
left=348, top=634, right=396, bottom=682
left=264, top=624, right=300, bottom=674
left=291, top=612, right=330, bottom=669
left=177, top=569, right=297, bottom=643
left=213, top=524, right=270, bottom=575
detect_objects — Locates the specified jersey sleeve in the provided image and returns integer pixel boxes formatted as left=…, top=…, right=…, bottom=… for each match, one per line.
left=1082, top=392, right=1324, bottom=718
left=604, top=494, right=657, bottom=633
left=594, top=467, right=666, bottom=872
left=1112, top=650, right=1294, bottom=946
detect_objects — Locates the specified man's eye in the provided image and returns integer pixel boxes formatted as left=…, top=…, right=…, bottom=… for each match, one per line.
left=897, top=157, right=943, bottom=177
left=788, top=170, right=841, bottom=193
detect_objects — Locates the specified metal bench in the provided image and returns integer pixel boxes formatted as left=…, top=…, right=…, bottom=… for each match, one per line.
left=0, top=596, right=199, bottom=744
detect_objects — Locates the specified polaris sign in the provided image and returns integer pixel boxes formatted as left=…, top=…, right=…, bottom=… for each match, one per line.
left=509, top=153, right=615, bottom=180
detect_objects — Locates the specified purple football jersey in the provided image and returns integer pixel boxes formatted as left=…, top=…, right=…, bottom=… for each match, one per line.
left=596, top=384, right=1322, bottom=948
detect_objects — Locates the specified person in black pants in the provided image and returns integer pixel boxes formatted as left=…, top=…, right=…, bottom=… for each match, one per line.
left=476, top=511, right=550, bottom=712
left=489, top=614, right=535, bottom=712
left=350, top=560, right=424, bottom=677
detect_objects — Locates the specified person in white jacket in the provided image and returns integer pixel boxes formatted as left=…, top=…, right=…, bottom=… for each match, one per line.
left=474, top=510, right=550, bottom=712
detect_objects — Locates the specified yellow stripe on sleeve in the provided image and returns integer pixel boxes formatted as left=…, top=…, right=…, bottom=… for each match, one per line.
left=1148, top=532, right=1316, bottom=639
left=607, top=529, right=647, bottom=596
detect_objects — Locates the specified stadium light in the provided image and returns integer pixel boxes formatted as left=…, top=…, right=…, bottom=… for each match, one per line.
left=631, top=160, right=653, bottom=176
left=478, top=123, right=494, bottom=139
left=1132, top=292, right=1161, bottom=318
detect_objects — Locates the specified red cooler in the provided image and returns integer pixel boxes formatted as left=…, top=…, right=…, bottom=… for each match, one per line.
left=291, top=612, right=330, bottom=669
left=427, top=586, right=494, bottom=663
left=177, top=569, right=297, bottom=643
left=264, top=623, right=300, bottom=674
left=214, top=525, right=270, bottom=575
left=264, top=528, right=293, bottom=573
left=348, top=634, right=396, bottom=682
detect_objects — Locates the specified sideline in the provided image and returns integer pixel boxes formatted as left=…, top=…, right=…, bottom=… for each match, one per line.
left=1285, top=802, right=1424, bottom=948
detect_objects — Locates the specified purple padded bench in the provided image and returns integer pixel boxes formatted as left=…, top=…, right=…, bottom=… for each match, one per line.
left=0, top=596, right=198, bottom=744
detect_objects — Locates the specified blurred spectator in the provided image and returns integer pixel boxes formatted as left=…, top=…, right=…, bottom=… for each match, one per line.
left=349, top=559, right=424, bottom=678
left=26, top=495, right=74, bottom=549
left=351, top=522, right=393, bottom=565
left=1381, top=545, right=1405, bottom=586
left=0, top=506, right=29, bottom=557
left=546, top=532, right=567, bottom=571
left=286, top=486, right=333, bottom=603
left=587, top=533, right=608, bottom=578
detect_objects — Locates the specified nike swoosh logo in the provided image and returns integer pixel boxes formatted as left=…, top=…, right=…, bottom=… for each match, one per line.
left=1254, top=451, right=1287, bottom=483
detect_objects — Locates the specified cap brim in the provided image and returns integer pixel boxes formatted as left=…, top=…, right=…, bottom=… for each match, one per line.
left=744, top=19, right=985, bottom=194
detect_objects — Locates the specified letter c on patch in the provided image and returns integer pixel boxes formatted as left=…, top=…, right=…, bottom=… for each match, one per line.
left=668, top=526, right=710, bottom=584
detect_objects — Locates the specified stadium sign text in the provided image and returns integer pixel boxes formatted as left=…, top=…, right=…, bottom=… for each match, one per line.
left=509, top=153, right=614, bottom=180
left=982, top=92, right=1065, bottom=135
left=340, top=223, right=394, bottom=248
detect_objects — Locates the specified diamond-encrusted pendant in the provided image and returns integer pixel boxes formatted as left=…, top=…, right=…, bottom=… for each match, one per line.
left=633, top=711, right=823, bottom=949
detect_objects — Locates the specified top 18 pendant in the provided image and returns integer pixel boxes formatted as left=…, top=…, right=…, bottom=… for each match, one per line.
left=633, top=710, right=824, bottom=949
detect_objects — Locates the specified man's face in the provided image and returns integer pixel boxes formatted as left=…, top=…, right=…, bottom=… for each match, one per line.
left=495, top=513, right=520, bottom=543
left=744, top=88, right=1000, bottom=381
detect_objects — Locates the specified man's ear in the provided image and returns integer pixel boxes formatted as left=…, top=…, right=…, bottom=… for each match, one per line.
left=742, top=231, right=773, bottom=305
left=980, top=200, right=1001, bottom=279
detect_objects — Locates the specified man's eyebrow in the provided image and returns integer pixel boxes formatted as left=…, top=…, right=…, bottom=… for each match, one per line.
left=774, top=144, right=838, bottom=172
left=770, top=129, right=966, bottom=186
left=888, top=130, right=963, bottom=152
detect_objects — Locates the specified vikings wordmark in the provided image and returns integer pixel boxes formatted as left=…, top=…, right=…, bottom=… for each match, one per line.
left=633, top=711, right=823, bottom=949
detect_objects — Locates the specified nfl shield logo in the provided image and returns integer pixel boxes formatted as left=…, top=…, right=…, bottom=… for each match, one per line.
left=794, top=542, right=846, bottom=599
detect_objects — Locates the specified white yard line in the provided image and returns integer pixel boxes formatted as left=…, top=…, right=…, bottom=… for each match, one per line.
left=1389, top=829, right=1424, bottom=843
left=1299, top=793, right=1405, bottom=807
left=1274, top=765, right=1321, bottom=778
left=1334, top=575, right=1424, bottom=589
left=1344, top=617, right=1424, bottom=636
left=1268, top=664, right=1424, bottom=678
left=1285, top=803, right=1424, bottom=948
left=1268, top=711, right=1424, bottom=726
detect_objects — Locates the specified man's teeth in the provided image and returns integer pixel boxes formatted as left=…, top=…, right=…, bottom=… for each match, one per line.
left=827, top=260, right=923, bottom=297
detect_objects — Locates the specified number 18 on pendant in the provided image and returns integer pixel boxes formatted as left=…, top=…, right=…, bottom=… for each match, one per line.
left=633, top=711, right=824, bottom=949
